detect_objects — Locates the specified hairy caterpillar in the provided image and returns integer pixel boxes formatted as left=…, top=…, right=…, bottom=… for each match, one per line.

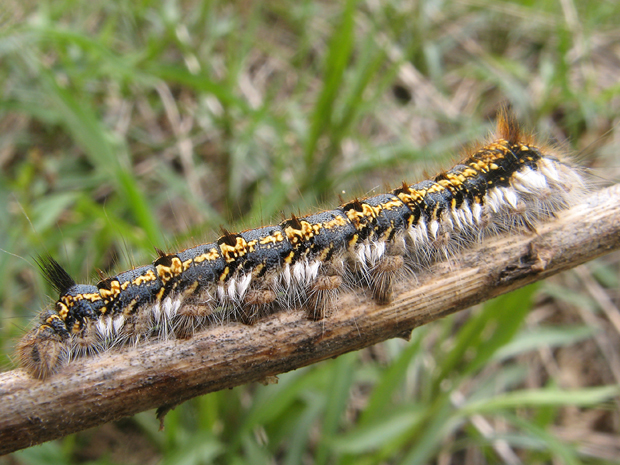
left=16, top=112, right=586, bottom=379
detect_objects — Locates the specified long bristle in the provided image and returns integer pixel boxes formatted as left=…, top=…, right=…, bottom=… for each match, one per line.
left=497, top=107, right=520, bottom=144
left=34, top=255, right=76, bottom=295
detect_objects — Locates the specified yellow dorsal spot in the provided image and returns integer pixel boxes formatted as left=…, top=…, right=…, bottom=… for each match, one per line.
left=194, top=249, right=220, bottom=263
left=260, top=231, right=284, bottom=245
left=156, top=257, right=184, bottom=284
left=220, top=236, right=249, bottom=262
left=133, top=269, right=157, bottom=286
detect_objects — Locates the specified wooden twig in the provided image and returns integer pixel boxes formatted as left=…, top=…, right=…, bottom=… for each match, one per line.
left=1, top=184, right=619, bottom=456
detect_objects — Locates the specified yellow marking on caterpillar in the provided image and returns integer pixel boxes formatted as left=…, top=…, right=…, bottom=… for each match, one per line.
left=133, top=269, right=158, bottom=286
left=194, top=249, right=220, bottom=263
left=260, top=231, right=285, bottom=245
left=123, top=298, right=139, bottom=315
left=45, top=314, right=63, bottom=325
left=220, top=236, right=249, bottom=262
left=380, top=198, right=405, bottom=211
left=181, top=281, right=200, bottom=298
left=317, top=245, right=333, bottom=262
left=156, top=257, right=184, bottom=284
left=319, top=216, right=348, bottom=231
left=426, top=184, right=446, bottom=195
left=345, top=203, right=378, bottom=227
left=219, top=266, right=231, bottom=282
left=60, top=292, right=102, bottom=308
left=156, top=287, right=166, bottom=301
left=56, top=302, right=69, bottom=320
left=246, top=239, right=258, bottom=253
left=99, top=280, right=121, bottom=300
left=379, top=225, right=395, bottom=240
left=284, top=220, right=315, bottom=245
left=253, top=263, right=265, bottom=276
left=396, top=190, right=425, bottom=208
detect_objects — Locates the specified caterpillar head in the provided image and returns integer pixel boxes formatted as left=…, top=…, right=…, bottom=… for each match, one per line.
left=16, top=313, right=71, bottom=379
left=17, top=256, right=103, bottom=379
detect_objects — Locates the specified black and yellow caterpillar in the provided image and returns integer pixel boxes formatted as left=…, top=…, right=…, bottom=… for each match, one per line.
left=17, top=112, right=585, bottom=379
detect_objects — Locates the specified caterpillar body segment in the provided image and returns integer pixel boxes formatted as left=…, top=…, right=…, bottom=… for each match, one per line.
left=17, top=114, right=586, bottom=379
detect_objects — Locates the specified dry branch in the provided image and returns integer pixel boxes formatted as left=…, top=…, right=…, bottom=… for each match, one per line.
left=1, top=184, right=619, bottom=455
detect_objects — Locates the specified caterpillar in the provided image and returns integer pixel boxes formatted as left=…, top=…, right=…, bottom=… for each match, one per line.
left=16, top=111, right=586, bottom=379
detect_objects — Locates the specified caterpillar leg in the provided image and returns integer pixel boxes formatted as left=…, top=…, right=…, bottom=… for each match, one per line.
left=370, top=254, right=405, bottom=304
left=306, top=275, right=342, bottom=320
left=16, top=321, right=69, bottom=379
left=174, top=298, right=227, bottom=338
left=240, top=289, right=277, bottom=324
